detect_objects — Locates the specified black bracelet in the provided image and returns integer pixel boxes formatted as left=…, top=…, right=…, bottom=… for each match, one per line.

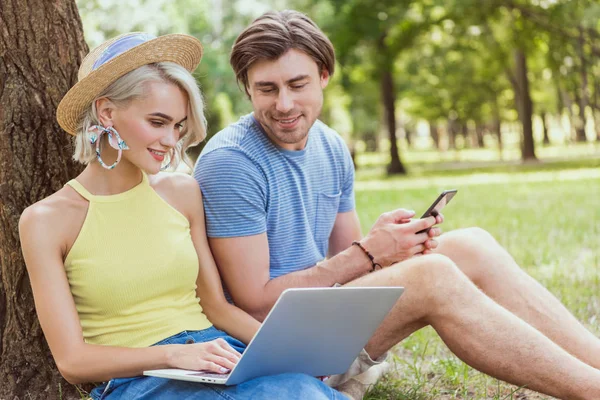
left=351, top=241, right=382, bottom=272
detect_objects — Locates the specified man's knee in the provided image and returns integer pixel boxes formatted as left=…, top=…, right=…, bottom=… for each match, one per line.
left=444, top=227, right=498, bottom=250
left=438, top=227, right=507, bottom=280
left=389, top=254, right=466, bottom=293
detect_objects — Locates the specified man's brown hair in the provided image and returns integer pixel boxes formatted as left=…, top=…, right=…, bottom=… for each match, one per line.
left=230, top=10, right=335, bottom=96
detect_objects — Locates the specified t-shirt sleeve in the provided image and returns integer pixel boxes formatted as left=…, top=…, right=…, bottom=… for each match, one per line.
left=194, top=148, right=267, bottom=238
left=338, top=142, right=356, bottom=213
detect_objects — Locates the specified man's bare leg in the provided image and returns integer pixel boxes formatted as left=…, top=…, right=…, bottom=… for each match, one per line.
left=434, top=227, right=600, bottom=369
left=347, top=254, right=600, bottom=400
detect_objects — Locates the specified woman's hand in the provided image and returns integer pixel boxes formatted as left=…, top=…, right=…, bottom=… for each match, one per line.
left=165, top=338, right=242, bottom=373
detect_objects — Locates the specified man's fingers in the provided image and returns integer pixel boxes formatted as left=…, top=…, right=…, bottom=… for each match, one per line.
left=424, top=239, right=438, bottom=249
left=411, top=216, right=436, bottom=233
left=428, top=227, right=442, bottom=238
left=436, top=213, right=444, bottom=224
left=409, top=230, right=429, bottom=245
left=386, top=208, right=416, bottom=223
left=411, top=243, right=426, bottom=255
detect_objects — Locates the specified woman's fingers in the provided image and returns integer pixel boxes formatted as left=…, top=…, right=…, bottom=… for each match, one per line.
left=215, top=338, right=242, bottom=360
left=203, top=353, right=237, bottom=371
left=200, top=360, right=232, bottom=374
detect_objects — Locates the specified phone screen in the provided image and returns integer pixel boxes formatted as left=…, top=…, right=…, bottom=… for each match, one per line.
left=420, top=190, right=457, bottom=219
left=417, top=189, right=457, bottom=234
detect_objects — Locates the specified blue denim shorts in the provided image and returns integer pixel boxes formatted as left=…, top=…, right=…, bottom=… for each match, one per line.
left=90, top=326, right=344, bottom=400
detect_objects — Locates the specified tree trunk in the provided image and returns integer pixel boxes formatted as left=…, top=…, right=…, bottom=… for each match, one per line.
left=573, top=84, right=586, bottom=142
left=460, top=121, right=469, bottom=148
left=513, top=49, right=537, bottom=161
left=378, top=46, right=405, bottom=174
left=493, top=95, right=503, bottom=160
left=560, top=87, right=576, bottom=142
left=404, top=126, right=412, bottom=148
left=429, top=121, right=440, bottom=150
left=475, top=122, right=485, bottom=148
left=593, top=76, right=600, bottom=141
left=447, top=117, right=456, bottom=150
left=576, top=26, right=589, bottom=142
left=0, top=1, right=87, bottom=399
left=541, top=111, right=551, bottom=145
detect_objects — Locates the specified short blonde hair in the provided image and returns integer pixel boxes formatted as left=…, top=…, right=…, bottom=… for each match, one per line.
left=74, top=62, right=206, bottom=169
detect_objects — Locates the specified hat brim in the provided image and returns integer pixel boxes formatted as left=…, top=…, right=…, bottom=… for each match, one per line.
left=57, top=34, right=203, bottom=135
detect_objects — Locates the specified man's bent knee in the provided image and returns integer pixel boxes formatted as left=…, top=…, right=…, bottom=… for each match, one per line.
left=388, top=254, right=465, bottom=291
left=442, top=227, right=497, bottom=250
left=437, top=227, right=507, bottom=284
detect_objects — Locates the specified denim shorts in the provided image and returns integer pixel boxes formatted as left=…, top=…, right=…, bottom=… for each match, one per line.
left=90, top=326, right=345, bottom=400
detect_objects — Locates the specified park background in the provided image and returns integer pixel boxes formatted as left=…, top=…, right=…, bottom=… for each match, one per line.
left=0, top=0, right=599, bottom=399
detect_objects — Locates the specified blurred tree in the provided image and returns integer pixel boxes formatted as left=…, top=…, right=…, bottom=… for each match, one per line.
left=313, top=0, right=455, bottom=174
left=0, top=1, right=87, bottom=399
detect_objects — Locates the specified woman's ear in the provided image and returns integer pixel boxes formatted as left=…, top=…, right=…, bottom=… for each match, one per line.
left=95, top=98, right=115, bottom=127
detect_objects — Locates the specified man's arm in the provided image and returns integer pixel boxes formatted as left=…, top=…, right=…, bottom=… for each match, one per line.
left=328, top=210, right=362, bottom=258
left=210, top=209, right=437, bottom=321
left=209, top=230, right=372, bottom=322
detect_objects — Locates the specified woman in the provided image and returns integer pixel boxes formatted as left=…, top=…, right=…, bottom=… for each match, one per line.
left=19, top=32, right=345, bottom=400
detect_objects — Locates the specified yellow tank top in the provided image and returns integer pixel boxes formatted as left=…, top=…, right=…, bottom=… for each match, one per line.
left=64, top=173, right=212, bottom=348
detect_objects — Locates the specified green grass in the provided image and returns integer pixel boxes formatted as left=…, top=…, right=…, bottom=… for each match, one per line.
left=354, top=154, right=600, bottom=399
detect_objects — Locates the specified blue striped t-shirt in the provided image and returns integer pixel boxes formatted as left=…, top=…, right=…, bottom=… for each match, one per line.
left=193, top=113, right=355, bottom=279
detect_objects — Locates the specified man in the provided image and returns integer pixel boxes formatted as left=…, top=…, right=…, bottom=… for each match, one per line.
left=194, top=10, right=600, bottom=399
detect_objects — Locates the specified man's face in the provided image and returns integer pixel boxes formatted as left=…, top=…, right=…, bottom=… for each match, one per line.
left=247, top=49, right=330, bottom=151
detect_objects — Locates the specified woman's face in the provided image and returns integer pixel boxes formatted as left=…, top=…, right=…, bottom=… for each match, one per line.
left=99, top=80, right=188, bottom=174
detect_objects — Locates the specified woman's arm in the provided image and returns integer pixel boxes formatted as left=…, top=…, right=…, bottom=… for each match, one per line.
left=19, top=200, right=239, bottom=384
left=180, top=175, right=262, bottom=344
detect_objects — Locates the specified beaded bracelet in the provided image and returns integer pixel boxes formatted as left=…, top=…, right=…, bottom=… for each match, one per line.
left=351, top=241, right=382, bottom=272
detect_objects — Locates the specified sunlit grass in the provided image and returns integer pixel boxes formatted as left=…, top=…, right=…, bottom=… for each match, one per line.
left=355, top=157, right=600, bottom=399
left=356, top=138, right=600, bottom=169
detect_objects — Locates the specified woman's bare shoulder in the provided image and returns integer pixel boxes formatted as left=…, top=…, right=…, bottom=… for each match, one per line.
left=20, top=186, right=89, bottom=242
left=148, top=172, right=202, bottom=220
left=150, top=171, right=200, bottom=193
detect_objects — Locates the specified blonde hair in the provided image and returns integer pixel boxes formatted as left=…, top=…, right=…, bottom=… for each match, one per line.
left=230, top=10, right=335, bottom=96
left=74, top=62, right=206, bottom=169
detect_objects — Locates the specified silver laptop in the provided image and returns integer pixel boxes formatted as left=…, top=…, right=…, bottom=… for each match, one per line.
left=144, top=286, right=403, bottom=385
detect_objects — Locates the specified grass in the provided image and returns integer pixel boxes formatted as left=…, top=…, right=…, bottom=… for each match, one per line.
left=354, top=148, right=600, bottom=399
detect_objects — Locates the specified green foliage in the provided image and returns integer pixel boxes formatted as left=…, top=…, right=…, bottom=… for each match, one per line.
left=76, top=0, right=600, bottom=162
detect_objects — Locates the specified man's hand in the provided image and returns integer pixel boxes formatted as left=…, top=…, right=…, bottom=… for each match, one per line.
left=420, top=212, right=444, bottom=255
left=360, top=208, right=443, bottom=266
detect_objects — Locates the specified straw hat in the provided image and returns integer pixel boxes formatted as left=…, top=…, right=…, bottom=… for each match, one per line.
left=57, top=32, right=203, bottom=135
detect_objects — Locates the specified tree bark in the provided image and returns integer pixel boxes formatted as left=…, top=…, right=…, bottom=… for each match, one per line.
left=475, top=122, right=484, bottom=148
left=573, top=86, right=586, bottom=142
left=429, top=121, right=440, bottom=150
left=0, top=1, right=87, bottom=399
left=541, top=111, right=550, bottom=145
left=378, top=36, right=406, bottom=175
left=447, top=117, right=456, bottom=150
left=404, top=126, right=412, bottom=148
left=513, top=49, right=537, bottom=161
left=560, top=87, right=576, bottom=142
left=593, top=74, right=600, bottom=141
left=492, top=94, right=503, bottom=160
left=575, top=26, right=589, bottom=142
left=460, top=121, right=469, bottom=148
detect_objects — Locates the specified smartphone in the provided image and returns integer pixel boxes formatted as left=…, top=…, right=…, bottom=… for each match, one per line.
left=416, top=189, right=458, bottom=234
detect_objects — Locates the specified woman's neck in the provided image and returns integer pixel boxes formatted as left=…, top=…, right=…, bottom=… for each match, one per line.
left=77, top=161, right=144, bottom=196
